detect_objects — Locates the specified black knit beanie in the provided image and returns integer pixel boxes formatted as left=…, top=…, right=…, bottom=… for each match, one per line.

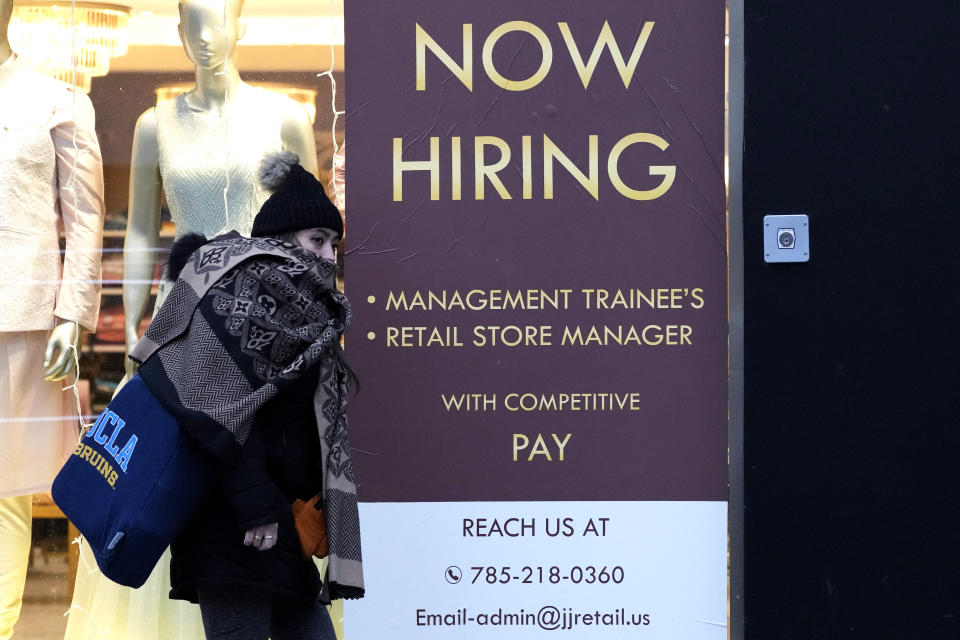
left=251, top=151, right=343, bottom=238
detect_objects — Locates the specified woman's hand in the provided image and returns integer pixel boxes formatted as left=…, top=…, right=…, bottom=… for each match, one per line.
left=243, top=522, right=279, bottom=551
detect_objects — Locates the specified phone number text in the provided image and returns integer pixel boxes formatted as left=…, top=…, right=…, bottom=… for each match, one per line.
left=469, top=566, right=625, bottom=585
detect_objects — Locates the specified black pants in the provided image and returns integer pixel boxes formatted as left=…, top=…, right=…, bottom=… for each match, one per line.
left=197, top=584, right=337, bottom=640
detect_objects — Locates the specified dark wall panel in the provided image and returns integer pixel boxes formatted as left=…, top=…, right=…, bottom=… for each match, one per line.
left=744, top=4, right=960, bottom=639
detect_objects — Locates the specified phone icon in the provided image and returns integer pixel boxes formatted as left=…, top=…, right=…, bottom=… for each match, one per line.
left=445, top=566, right=462, bottom=584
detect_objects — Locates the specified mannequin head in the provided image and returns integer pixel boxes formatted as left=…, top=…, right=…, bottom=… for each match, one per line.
left=177, top=0, right=246, bottom=70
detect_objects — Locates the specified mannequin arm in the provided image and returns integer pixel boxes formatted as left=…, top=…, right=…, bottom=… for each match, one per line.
left=122, top=108, right=162, bottom=377
left=42, top=319, right=80, bottom=381
left=280, top=100, right=319, bottom=176
left=52, top=87, right=105, bottom=332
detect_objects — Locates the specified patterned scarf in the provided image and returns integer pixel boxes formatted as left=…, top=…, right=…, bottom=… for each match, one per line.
left=131, top=231, right=364, bottom=600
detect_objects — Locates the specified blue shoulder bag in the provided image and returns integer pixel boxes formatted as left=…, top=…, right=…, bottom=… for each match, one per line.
left=52, top=373, right=213, bottom=588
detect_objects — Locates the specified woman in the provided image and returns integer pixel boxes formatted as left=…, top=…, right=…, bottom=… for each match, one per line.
left=69, top=0, right=318, bottom=631
left=133, top=152, right=363, bottom=639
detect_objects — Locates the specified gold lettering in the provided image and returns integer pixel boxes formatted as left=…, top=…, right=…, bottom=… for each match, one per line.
left=416, top=23, right=473, bottom=91
left=608, top=133, right=676, bottom=200
left=393, top=137, right=440, bottom=201
left=482, top=21, right=553, bottom=91
left=559, top=20, right=655, bottom=89
left=386, top=291, right=408, bottom=311
left=552, top=433, right=572, bottom=461
left=642, top=325, right=663, bottom=345
left=691, top=288, right=705, bottom=309
left=544, top=134, right=599, bottom=200
left=474, top=136, right=512, bottom=200
left=512, top=433, right=529, bottom=461
left=528, top=433, right=552, bottom=460
left=522, top=135, right=533, bottom=199
left=451, top=137, right=462, bottom=200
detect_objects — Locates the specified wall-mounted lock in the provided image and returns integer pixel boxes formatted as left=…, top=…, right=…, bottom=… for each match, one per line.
left=763, top=214, right=809, bottom=263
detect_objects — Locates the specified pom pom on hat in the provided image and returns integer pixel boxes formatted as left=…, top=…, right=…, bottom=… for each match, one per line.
left=259, top=151, right=299, bottom=191
left=164, top=233, right=209, bottom=282
left=252, top=153, right=344, bottom=238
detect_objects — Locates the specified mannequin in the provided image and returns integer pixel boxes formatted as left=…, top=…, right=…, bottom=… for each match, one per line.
left=65, top=1, right=319, bottom=638
left=0, top=0, right=106, bottom=636
left=122, top=0, right=317, bottom=377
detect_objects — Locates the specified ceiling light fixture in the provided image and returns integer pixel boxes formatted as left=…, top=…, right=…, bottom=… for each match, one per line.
left=8, top=1, right=131, bottom=93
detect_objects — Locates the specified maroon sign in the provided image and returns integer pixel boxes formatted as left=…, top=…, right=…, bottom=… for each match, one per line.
left=345, top=0, right=726, bottom=502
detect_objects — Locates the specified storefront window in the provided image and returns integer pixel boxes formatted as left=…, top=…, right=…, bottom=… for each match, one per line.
left=6, top=1, right=344, bottom=637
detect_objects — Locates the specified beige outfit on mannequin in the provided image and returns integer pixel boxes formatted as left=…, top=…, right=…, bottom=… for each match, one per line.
left=0, top=53, right=104, bottom=639
left=0, top=494, right=30, bottom=640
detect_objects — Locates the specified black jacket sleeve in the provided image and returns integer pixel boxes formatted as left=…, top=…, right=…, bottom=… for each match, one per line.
left=218, top=424, right=290, bottom=531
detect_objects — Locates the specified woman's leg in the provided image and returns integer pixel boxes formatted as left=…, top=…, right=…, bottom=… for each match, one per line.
left=197, top=584, right=271, bottom=640
left=271, top=595, right=337, bottom=640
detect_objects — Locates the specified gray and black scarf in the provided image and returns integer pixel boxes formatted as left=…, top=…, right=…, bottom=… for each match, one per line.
left=130, top=231, right=364, bottom=600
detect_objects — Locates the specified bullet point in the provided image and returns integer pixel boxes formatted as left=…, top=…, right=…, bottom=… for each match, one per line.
left=367, top=295, right=376, bottom=304
left=367, top=332, right=376, bottom=341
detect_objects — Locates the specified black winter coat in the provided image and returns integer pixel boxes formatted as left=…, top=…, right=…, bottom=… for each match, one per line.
left=169, top=369, right=325, bottom=603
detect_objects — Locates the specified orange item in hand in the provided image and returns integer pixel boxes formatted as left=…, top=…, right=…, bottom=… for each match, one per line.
left=291, top=495, right=328, bottom=559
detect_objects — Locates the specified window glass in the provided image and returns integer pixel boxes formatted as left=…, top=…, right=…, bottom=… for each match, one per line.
left=6, top=2, right=344, bottom=637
